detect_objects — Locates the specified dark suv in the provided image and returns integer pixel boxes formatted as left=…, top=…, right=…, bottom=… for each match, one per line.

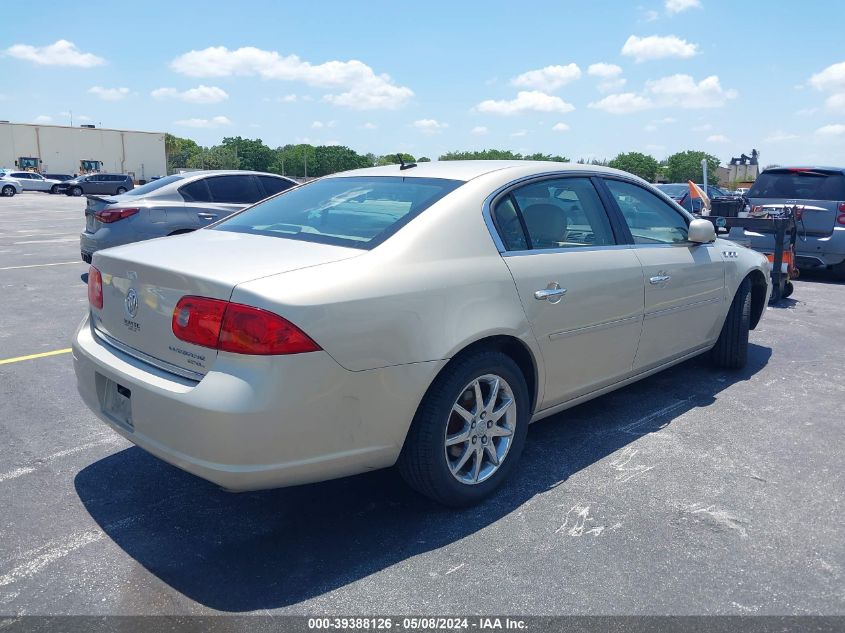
left=59, top=174, right=135, bottom=196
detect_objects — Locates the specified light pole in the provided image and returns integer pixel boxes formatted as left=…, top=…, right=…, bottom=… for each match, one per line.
left=701, top=158, right=708, bottom=189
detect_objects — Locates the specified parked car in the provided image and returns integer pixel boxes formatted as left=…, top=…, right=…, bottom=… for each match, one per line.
left=0, top=174, right=22, bottom=197
left=42, top=173, right=75, bottom=183
left=74, top=161, right=771, bottom=506
left=655, top=183, right=732, bottom=212
left=58, top=173, right=135, bottom=197
left=79, top=170, right=297, bottom=262
left=0, top=171, right=63, bottom=194
left=734, top=187, right=750, bottom=196
left=746, top=166, right=845, bottom=278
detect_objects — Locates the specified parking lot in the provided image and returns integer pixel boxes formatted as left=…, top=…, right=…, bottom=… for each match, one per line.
left=1, top=191, right=843, bottom=615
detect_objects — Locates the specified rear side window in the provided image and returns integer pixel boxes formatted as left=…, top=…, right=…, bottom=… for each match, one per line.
left=179, top=179, right=212, bottom=203
left=604, top=179, right=689, bottom=244
left=748, top=171, right=845, bottom=200
left=207, top=175, right=263, bottom=203
left=214, top=176, right=462, bottom=249
left=258, top=175, right=294, bottom=197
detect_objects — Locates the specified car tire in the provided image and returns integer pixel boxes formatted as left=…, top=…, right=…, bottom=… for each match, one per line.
left=830, top=261, right=845, bottom=282
left=782, top=280, right=794, bottom=299
left=398, top=350, right=530, bottom=507
left=70, top=186, right=83, bottom=197
left=50, top=185, right=59, bottom=194
left=116, top=187, right=127, bottom=194
left=1, top=185, right=15, bottom=197
left=710, top=277, right=751, bottom=369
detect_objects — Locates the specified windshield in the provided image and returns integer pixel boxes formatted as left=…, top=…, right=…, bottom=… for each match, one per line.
left=122, top=174, right=185, bottom=197
left=656, top=184, right=687, bottom=196
left=748, top=170, right=845, bottom=200
left=214, top=176, right=463, bottom=249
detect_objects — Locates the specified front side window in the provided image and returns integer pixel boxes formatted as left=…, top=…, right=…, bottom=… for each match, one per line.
left=604, top=179, right=689, bottom=244
left=214, top=176, right=462, bottom=249
left=493, top=177, right=615, bottom=250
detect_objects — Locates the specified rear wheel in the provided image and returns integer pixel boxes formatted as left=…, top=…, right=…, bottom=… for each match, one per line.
left=710, top=277, right=751, bottom=369
left=831, top=261, right=845, bottom=282
left=69, top=186, right=83, bottom=197
left=1, top=185, right=15, bottom=197
left=50, top=185, right=59, bottom=194
left=398, top=350, right=530, bottom=506
left=116, top=187, right=127, bottom=194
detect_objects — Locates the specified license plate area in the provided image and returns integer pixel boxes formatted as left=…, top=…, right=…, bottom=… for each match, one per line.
left=97, top=374, right=133, bottom=430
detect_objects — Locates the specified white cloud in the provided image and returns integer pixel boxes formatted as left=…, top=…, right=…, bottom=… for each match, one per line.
left=511, top=64, right=581, bottom=91
left=816, top=124, right=845, bottom=136
left=413, top=119, right=448, bottom=134
left=174, top=115, right=232, bottom=128
left=795, top=107, right=819, bottom=117
left=88, top=86, right=129, bottom=101
left=643, top=9, right=660, bottom=21
left=169, top=46, right=413, bottom=110
left=644, top=124, right=658, bottom=132
left=588, top=62, right=626, bottom=92
left=33, top=115, right=52, bottom=123
left=151, top=85, right=228, bottom=104
left=764, top=131, right=800, bottom=142
left=280, top=94, right=298, bottom=102
left=589, top=92, right=653, bottom=114
left=552, top=122, right=570, bottom=132
left=4, top=40, right=104, bottom=67
left=657, top=116, right=677, bottom=123
left=665, top=0, right=702, bottom=14
left=311, top=120, right=337, bottom=129
left=825, top=93, right=845, bottom=114
left=691, top=123, right=713, bottom=131
left=476, top=90, right=575, bottom=115
left=809, top=61, right=845, bottom=92
left=510, top=130, right=528, bottom=138
left=706, top=134, right=730, bottom=143
left=471, top=126, right=489, bottom=135
left=621, top=35, right=698, bottom=62
left=646, top=74, right=737, bottom=108
left=361, top=122, right=377, bottom=130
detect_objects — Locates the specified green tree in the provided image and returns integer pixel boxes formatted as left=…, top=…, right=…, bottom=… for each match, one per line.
left=440, top=149, right=522, bottom=161
left=665, top=150, right=721, bottom=185
left=312, top=145, right=371, bottom=176
left=523, top=152, right=569, bottom=162
left=608, top=152, right=660, bottom=181
left=417, top=156, right=431, bottom=162
left=164, top=133, right=202, bottom=173
left=185, top=145, right=239, bottom=170
left=377, top=153, right=416, bottom=166
left=220, top=137, right=275, bottom=172
left=272, top=144, right=317, bottom=178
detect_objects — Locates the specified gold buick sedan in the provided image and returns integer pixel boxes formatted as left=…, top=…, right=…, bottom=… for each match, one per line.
left=73, top=161, right=771, bottom=506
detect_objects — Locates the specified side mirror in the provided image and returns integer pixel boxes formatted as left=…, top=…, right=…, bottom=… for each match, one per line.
left=688, top=218, right=716, bottom=244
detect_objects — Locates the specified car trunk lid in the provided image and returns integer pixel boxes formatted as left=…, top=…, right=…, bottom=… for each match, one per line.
left=90, top=230, right=360, bottom=377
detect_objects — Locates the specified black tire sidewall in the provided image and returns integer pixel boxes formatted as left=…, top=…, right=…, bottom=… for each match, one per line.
left=2, top=186, right=13, bottom=196
left=410, top=352, right=530, bottom=506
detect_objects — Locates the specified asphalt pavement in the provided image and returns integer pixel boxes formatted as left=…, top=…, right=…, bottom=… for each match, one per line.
left=0, top=192, right=843, bottom=616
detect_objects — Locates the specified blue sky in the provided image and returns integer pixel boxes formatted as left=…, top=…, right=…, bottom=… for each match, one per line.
left=2, top=0, right=844, bottom=166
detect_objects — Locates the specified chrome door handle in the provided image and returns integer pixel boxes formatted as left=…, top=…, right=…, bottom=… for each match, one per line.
left=649, top=274, right=671, bottom=284
left=197, top=212, right=217, bottom=220
left=534, top=283, right=567, bottom=303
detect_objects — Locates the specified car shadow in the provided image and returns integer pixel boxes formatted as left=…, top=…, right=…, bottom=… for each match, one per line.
left=75, top=344, right=771, bottom=612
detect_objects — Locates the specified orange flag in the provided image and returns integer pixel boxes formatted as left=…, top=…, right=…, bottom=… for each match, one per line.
left=688, top=180, right=711, bottom=214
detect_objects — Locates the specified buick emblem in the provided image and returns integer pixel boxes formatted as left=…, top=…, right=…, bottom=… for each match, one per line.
left=125, top=288, right=139, bottom=318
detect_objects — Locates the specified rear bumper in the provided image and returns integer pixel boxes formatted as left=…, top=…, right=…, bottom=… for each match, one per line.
left=748, top=227, right=845, bottom=267
left=72, top=314, right=442, bottom=491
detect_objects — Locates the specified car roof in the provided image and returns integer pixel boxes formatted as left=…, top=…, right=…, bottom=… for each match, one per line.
left=762, top=166, right=845, bottom=174
left=330, top=160, right=643, bottom=183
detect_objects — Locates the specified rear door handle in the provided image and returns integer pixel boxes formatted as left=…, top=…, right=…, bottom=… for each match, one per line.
left=197, top=212, right=217, bottom=220
left=649, top=274, right=671, bottom=284
left=534, top=283, right=567, bottom=303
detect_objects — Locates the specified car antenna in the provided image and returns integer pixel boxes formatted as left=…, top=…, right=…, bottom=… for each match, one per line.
left=398, top=154, right=417, bottom=171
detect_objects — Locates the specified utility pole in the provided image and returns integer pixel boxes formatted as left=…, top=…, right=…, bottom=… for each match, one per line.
left=701, top=158, right=708, bottom=189
left=304, top=153, right=308, bottom=179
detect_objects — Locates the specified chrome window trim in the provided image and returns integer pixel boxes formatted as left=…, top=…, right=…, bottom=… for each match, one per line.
left=502, top=243, right=634, bottom=257
left=93, top=327, right=204, bottom=383
left=482, top=170, right=653, bottom=255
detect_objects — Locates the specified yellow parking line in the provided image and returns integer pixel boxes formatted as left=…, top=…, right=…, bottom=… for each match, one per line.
left=0, top=348, right=72, bottom=365
left=0, top=261, right=81, bottom=271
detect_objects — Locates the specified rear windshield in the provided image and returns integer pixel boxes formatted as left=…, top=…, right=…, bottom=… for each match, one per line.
left=213, top=176, right=463, bottom=249
left=748, top=170, right=845, bottom=201
left=122, top=174, right=185, bottom=196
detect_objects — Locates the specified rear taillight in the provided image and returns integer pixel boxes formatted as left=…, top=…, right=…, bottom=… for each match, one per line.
left=88, top=266, right=103, bottom=309
left=837, top=213, right=845, bottom=227
left=95, top=208, right=139, bottom=223
left=838, top=202, right=845, bottom=212
left=171, top=296, right=321, bottom=355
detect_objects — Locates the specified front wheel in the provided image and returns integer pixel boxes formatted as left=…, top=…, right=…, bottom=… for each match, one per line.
left=50, top=185, right=59, bottom=194
left=116, top=187, right=127, bottom=194
left=710, top=277, right=751, bottom=369
left=1, top=185, right=15, bottom=197
left=69, top=186, right=83, bottom=197
left=398, top=350, right=530, bottom=506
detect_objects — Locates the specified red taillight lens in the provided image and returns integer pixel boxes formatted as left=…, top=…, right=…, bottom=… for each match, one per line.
left=88, top=265, right=103, bottom=309
left=837, top=213, right=845, bottom=227
left=95, top=208, right=139, bottom=223
left=838, top=202, right=845, bottom=212
left=172, top=296, right=228, bottom=348
left=171, top=296, right=320, bottom=356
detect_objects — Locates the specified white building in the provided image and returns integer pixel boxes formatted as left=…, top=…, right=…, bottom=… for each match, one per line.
left=0, top=122, right=166, bottom=181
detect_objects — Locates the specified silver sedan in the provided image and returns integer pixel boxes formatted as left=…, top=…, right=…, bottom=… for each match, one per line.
left=73, top=161, right=771, bottom=506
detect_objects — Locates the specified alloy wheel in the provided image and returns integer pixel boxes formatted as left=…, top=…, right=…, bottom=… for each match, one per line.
left=444, top=374, right=516, bottom=485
